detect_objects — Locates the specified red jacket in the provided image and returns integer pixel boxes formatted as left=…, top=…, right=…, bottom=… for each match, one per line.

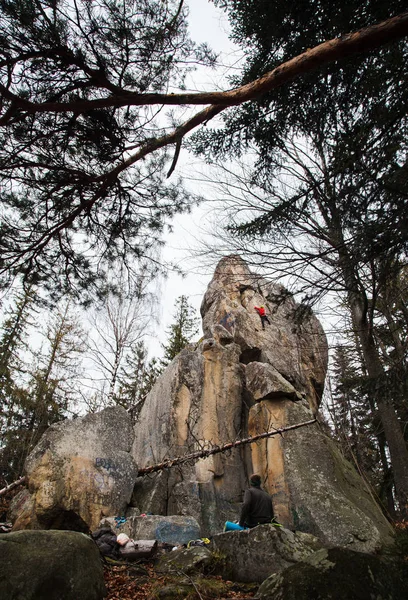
left=254, top=306, right=266, bottom=317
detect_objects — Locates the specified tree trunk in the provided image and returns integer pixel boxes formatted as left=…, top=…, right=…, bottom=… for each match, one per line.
left=347, top=287, right=408, bottom=518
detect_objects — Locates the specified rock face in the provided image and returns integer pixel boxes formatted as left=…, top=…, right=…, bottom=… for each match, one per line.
left=14, top=406, right=137, bottom=531
left=211, top=525, right=322, bottom=583
left=131, top=256, right=393, bottom=549
left=255, top=547, right=408, bottom=599
left=201, top=256, right=327, bottom=410
left=156, top=546, right=212, bottom=575
left=11, top=256, right=393, bottom=555
left=0, top=530, right=106, bottom=600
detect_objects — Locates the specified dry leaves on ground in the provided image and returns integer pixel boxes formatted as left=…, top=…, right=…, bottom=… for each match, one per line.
left=104, top=562, right=256, bottom=600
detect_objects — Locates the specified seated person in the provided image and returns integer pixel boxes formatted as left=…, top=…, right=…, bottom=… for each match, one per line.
left=239, top=473, right=274, bottom=528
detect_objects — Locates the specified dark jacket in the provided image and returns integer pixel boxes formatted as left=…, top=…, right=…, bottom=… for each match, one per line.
left=239, top=485, right=274, bottom=528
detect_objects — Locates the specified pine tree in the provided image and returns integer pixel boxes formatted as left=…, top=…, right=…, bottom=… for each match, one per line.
left=117, top=340, right=162, bottom=421
left=161, top=296, right=200, bottom=366
left=329, top=344, right=394, bottom=515
left=192, top=0, right=408, bottom=518
left=0, top=302, right=85, bottom=481
left=0, top=0, right=216, bottom=300
left=0, top=288, right=36, bottom=482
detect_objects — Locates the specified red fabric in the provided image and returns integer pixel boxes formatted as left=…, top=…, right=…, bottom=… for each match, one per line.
left=254, top=306, right=266, bottom=317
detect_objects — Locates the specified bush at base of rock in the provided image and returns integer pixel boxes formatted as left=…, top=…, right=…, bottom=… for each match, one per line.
left=0, top=530, right=106, bottom=600
left=255, top=547, right=408, bottom=600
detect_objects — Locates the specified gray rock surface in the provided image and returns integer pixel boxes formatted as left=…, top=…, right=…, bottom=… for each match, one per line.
left=131, top=340, right=248, bottom=535
left=14, top=406, right=137, bottom=531
left=200, top=255, right=328, bottom=411
left=248, top=399, right=394, bottom=551
left=10, top=255, right=394, bottom=557
left=210, top=525, right=322, bottom=583
left=156, top=546, right=212, bottom=574
left=101, top=514, right=201, bottom=545
left=0, top=530, right=105, bottom=600
left=255, top=547, right=408, bottom=599
left=131, top=256, right=392, bottom=551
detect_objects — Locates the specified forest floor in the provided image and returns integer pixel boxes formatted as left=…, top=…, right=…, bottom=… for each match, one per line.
left=103, top=561, right=257, bottom=600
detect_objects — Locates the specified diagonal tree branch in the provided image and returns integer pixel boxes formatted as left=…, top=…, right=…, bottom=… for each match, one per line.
left=2, top=11, right=407, bottom=117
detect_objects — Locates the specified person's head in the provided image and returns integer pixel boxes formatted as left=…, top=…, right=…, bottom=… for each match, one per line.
left=250, top=474, right=262, bottom=487
left=260, top=305, right=264, bottom=308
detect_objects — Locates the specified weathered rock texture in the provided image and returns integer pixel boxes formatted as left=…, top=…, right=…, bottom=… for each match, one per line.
left=255, top=547, right=408, bottom=599
left=14, top=406, right=137, bottom=531
left=156, top=546, right=212, bottom=575
left=211, top=525, right=322, bottom=583
left=0, top=530, right=106, bottom=600
left=131, top=256, right=393, bottom=549
left=12, top=256, right=393, bottom=554
left=201, top=256, right=327, bottom=411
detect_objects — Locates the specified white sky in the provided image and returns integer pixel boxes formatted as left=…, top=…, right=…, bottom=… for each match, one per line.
left=146, top=0, right=241, bottom=357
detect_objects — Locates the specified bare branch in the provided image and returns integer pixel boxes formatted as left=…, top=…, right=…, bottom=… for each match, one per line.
left=0, top=476, right=26, bottom=498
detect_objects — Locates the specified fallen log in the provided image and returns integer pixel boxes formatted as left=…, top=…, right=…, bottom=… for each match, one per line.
left=138, top=418, right=317, bottom=476
left=0, top=476, right=26, bottom=498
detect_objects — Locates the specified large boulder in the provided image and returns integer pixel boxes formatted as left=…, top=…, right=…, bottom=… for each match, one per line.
left=0, top=530, right=106, bottom=600
left=131, top=256, right=392, bottom=552
left=248, top=399, right=394, bottom=551
left=200, top=255, right=328, bottom=411
left=131, top=339, right=248, bottom=535
left=210, top=525, right=322, bottom=583
left=156, top=546, right=212, bottom=574
left=13, top=406, right=137, bottom=532
left=255, top=547, right=408, bottom=599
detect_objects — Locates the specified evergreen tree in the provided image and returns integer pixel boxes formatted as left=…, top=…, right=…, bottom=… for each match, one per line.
left=161, top=295, right=199, bottom=365
left=0, top=288, right=37, bottom=482
left=117, top=340, right=161, bottom=420
left=0, top=0, right=215, bottom=300
left=0, top=302, right=84, bottom=481
left=1, top=2, right=405, bottom=301
left=329, top=344, right=395, bottom=517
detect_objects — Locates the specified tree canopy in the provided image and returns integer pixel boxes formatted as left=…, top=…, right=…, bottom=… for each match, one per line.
left=0, top=0, right=215, bottom=300
left=0, top=1, right=407, bottom=301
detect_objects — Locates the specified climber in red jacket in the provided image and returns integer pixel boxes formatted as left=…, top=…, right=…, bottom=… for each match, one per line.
left=254, top=305, right=271, bottom=330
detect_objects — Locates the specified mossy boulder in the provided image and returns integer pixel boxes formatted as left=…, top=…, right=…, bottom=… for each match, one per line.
left=210, top=525, right=322, bottom=583
left=256, top=547, right=408, bottom=599
left=156, top=545, right=212, bottom=574
left=0, top=530, right=106, bottom=600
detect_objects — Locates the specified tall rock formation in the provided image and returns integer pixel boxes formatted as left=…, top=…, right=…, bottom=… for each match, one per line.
left=13, top=256, right=392, bottom=553
left=132, top=256, right=392, bottom=550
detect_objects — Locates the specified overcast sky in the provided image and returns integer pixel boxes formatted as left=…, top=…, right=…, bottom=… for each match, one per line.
left=146, top=0, right=240, bottom=356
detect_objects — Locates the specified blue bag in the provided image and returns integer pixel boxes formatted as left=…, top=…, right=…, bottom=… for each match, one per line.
left=224, top=521, right=247, bottom=532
